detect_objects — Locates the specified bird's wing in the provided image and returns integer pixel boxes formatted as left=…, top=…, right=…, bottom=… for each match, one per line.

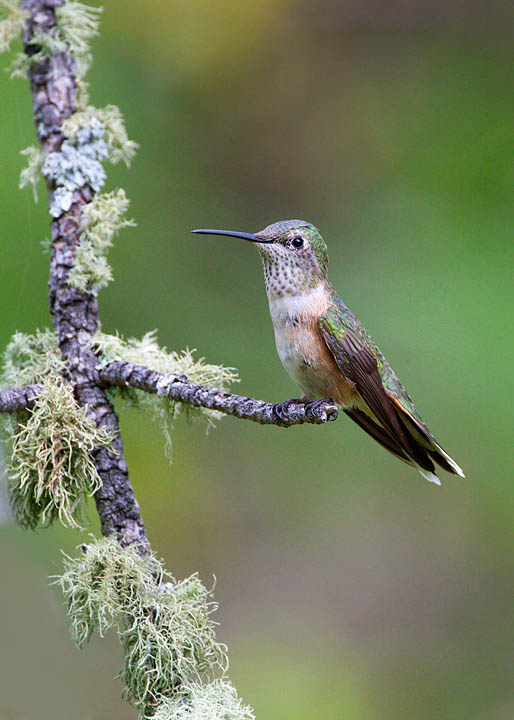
left=318, top=305, right=438, bottom=473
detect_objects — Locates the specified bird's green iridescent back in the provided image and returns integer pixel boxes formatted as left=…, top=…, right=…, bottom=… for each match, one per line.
left=323, top=288, right=428, bottom=427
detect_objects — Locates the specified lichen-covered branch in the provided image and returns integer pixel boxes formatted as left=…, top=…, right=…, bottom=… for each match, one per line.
left=0, top=384, right=40, bottom=412
left=19, top=0, right=147, bottom=549
left=0, top=365, right=338, bottom=426
left=98, top=361, right=338, bottom=427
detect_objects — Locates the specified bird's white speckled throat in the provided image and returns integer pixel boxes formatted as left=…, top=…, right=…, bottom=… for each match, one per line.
left=257, top=243, right=319, bottom=300
left=267, top=282, right=329, bottom=326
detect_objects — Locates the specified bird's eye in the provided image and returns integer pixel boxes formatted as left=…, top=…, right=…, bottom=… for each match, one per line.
left=291, top=236, right=303, bottom=249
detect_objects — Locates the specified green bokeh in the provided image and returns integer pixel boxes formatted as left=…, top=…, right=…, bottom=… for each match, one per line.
left=1, top=2, right=512, bottom=719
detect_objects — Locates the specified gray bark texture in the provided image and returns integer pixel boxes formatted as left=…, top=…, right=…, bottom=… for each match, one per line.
left=20, top=0, right=148, bottom=550
left=0, top=385, right=40, bottom=413
left=98, top=362, right=338, bottom=426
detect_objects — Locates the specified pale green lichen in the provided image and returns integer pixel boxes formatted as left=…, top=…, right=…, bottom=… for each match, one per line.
left=56, top=2, right=100, bottom=82
left=56, top=2, right=101, bottom=60
left=68, top=189, right=135, bottom=293
left=1, top=328, right=63, bottom=388
left=54, top=1, right=101, bottom=81
left=57, top=536, right=157, bottom=647
left=93, top=331, right=239, bottom=458
left=62, top=104, right=138, bottom=166
left=0, top=0, right=27, bottom=54
left=19, top=146, right=45, bottom=200
left=5, top=376, right=112, bottom=529
left=8, top=28, right=67, bottom=78
left=43, top=119, right=109, bottom=216
left=0, top=330, right=111, bottom=529
left=9, top=1, right=99, bottom=82
left=57, top=537, right=230, bottom=716
left=153, top=680, right=255, bottom=720
left=121, top=574, right=227, bottom=709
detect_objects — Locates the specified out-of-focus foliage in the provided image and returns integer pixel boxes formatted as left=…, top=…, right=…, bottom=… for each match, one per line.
left=0, top=1, right=512, bottom=719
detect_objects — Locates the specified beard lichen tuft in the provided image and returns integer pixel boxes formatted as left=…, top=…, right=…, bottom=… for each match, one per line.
left=152, top=680, right=255, bottom=720
left=55, top=1, right=102, bottom=81
left=67, top=189, right=135, bottom=293
left=19, top=146, right=45, bottom=201
left=0, top=329, right=112, bottom=529
left=1, top=328, right=63, bottom=387
left=62, top=104, right=138, bottom=166
left=5, top=0, right=100, bottom=79
left=57, top=538, right=233, bottom=717
left=120, top=573, right=228, bottom=711
left=55, top=2, right=101, bottom=60
left=0, top=1, right=28, bottom=54
left=93, top=331, right=239, bottom=459
left=5, top=376, right=112, bottom=529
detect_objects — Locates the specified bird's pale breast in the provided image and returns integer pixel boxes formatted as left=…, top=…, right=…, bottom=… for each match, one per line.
left=269, top=286, right=357, bottom=406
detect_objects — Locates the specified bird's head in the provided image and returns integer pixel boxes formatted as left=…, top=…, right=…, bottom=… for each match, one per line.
left=192, top=219, right=329, bottom=298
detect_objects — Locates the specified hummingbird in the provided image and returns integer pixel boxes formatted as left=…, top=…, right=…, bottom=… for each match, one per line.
left=192, top=220, right=464, bottom=485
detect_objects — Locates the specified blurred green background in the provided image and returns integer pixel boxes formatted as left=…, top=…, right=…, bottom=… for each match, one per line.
left=1, top=1, right=513, bottom=718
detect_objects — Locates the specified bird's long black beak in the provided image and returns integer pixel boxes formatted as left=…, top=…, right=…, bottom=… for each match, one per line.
left=191, top=229, right=272, bottom=243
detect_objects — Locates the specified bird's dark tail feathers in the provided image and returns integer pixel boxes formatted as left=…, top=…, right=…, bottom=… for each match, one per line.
left=345, top=403, right=464, bottom=485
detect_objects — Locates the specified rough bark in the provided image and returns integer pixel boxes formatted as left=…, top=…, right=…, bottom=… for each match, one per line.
left=0, top=372, right=338, bottom=426
left=0, top=385, right=40, bottom=413
left=98, top=362, right=338, bottom=426
left=20, top=0, right=148, bottom=550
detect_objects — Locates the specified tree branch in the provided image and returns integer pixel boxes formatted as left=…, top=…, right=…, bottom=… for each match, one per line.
left=20, top=0, right=148, bottom=550
left=0, top=362, right=339, bottom=426
left=0, top=385, right=40, bottom=413
left=98, top=361, right=339, bottom=426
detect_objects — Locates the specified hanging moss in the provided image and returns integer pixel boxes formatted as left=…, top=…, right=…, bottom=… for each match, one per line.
left=0, top=330, right=112, bottom=529
left=67, top=189, right=135, bottom=293
left=1, top=328, right=62, bottom=387
left=152, top=680, right=255, bottom=720
left=0, top=0, right=27, bottom=54
left=57, top=538, right=233, bottom=717
left=19, top=146, right=45, bottom=200
left=6, top=376, right=112, bottom=529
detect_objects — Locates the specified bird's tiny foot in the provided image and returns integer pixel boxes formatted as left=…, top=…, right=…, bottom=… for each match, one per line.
left=272, top=398, right=306, bottom=425
left=304, top=398, right=338, bottom=422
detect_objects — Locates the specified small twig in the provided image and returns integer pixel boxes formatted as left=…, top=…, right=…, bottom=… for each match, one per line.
left=98, top=361, right=339, bottom=427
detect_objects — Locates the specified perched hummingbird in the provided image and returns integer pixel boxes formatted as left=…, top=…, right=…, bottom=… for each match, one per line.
left=192, top=220, right=464, bottom=485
